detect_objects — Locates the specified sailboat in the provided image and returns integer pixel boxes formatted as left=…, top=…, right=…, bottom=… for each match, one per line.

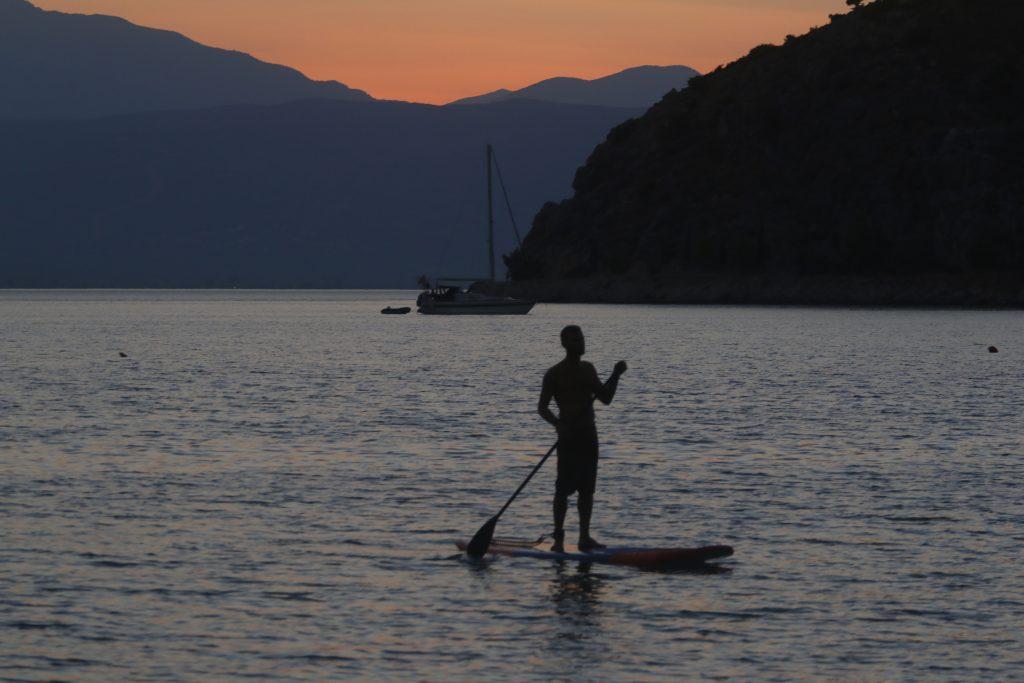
left=416, top=145, right=536, bottom=315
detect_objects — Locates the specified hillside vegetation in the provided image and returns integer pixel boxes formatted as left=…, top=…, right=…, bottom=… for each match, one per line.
left=505, top=0, right=1024, bottom=305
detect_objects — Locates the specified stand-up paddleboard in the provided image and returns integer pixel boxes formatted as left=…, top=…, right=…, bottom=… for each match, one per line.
left=456, top=537, right=733, bottom=568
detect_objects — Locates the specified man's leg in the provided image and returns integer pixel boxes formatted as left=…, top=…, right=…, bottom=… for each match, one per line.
left=578, top=450, right=605, bottom=551
left=552, top=448, right=571, bottom=552
left=578, top=491, right=593, bottom=540
left=577, top=492, right=604, bottom=550
left=552, top=493, right=568, bottom=552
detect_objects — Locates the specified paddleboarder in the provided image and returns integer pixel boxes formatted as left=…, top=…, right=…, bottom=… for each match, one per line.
left=538, top=325, right=627, bottom=552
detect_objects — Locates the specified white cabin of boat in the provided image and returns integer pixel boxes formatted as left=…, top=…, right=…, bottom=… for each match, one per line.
left=417, top=279, right=534, bottom=315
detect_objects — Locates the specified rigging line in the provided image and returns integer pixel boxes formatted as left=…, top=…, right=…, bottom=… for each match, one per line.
left=490, top=148, right=523, bottom=250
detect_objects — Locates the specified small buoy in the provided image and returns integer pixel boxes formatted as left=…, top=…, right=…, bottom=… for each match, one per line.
left=119, top=351, right=128, bottom=358
left=988, top=346, right=998, bottom=353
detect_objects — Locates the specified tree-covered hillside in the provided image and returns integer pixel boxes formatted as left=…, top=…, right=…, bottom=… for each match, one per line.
left=505, top=0, right=1024, bottom=305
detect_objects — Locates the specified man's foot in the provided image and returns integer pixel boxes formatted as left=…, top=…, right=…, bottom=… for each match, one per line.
left=578, top=536, right=606, bottom=552
left=550, top=530, right=565, bottom=553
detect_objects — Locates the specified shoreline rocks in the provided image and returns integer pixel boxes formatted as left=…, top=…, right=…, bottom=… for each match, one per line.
left=476, top=273, right=1024, bottom=307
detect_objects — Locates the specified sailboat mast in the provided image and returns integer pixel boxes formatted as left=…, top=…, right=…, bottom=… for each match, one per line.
left=486, top=144, right=495, bottom=282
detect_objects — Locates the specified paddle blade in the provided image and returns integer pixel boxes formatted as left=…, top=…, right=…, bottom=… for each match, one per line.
left=465, top=516, right=498, bottom=559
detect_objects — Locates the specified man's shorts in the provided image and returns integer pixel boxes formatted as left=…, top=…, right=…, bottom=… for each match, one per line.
left=555, top=427, right=599, bottom=497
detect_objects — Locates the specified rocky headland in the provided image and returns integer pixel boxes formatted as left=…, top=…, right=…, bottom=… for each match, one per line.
left=503, top=0, right=1024, bottom=306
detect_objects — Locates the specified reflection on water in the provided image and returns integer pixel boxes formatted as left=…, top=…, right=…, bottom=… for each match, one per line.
left=552, top=562, right=603, bottom=609
left=550, top=563, right=604, bottom=644
left=1, top=290, right=1021, bottom=681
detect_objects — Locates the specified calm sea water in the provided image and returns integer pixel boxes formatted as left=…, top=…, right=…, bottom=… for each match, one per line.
left=1, top=290, right=1021, bottom=682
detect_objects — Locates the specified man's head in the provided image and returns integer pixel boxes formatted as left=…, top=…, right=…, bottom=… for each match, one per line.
left=560, top=325, right=585, bottom=357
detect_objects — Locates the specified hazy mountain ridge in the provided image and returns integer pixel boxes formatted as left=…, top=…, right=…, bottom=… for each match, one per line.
left=0, top=98, right=641, bottom=287
left=0, top=0, right=371, bottom=120
left=448, top=66, right=699, bottom=109
left=0, top=0, right=678, bottom=288
left=504, top=0, right=1024, bottom=306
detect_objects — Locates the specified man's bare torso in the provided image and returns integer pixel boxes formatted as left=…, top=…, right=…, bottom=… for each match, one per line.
left=542, top=358, right=601, bottom=427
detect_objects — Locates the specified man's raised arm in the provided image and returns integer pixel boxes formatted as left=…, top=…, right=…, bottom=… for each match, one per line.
left=593, top=361, right=627, bottom=405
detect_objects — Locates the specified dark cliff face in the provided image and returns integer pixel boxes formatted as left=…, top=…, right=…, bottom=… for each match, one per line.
left=506, top=0, right=1024, bottom=298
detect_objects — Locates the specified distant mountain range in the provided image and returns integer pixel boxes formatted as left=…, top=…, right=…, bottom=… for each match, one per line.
left=0, top=0, right=371, bottom=120
left=0, top=0, right=697, bottom=119
left=448, top=66, right=699, bottom=109
left=0, top=99, right=640, bottom=287
left=0, top=0, right=701, bottom=288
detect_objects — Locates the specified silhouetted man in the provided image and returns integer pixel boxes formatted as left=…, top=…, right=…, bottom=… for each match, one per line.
left=538, top=325, right=627, bottom=552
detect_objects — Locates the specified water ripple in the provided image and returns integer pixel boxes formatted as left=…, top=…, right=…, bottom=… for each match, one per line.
left=1, top=291, right=1021, bottom=681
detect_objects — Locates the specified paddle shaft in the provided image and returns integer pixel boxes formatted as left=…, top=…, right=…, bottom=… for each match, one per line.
left=468, top=388, right=618, bottom=557
left=493, top=441, right=558, bottom=521
left=492, top=394, right=602, bottom=522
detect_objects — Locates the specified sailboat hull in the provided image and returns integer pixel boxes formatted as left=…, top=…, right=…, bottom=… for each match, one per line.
left=418, top=301, right=535, bottom=315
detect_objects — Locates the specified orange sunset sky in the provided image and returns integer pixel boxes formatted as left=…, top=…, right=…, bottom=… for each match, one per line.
left=33, top=0, right=841, bottom=104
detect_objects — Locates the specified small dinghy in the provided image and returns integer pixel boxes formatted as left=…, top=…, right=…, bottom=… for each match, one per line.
left=381, top=306, right=411, bottom=315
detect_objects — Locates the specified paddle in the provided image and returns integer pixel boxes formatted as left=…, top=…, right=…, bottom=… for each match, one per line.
left=465, top=441, right=559, bottom=559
